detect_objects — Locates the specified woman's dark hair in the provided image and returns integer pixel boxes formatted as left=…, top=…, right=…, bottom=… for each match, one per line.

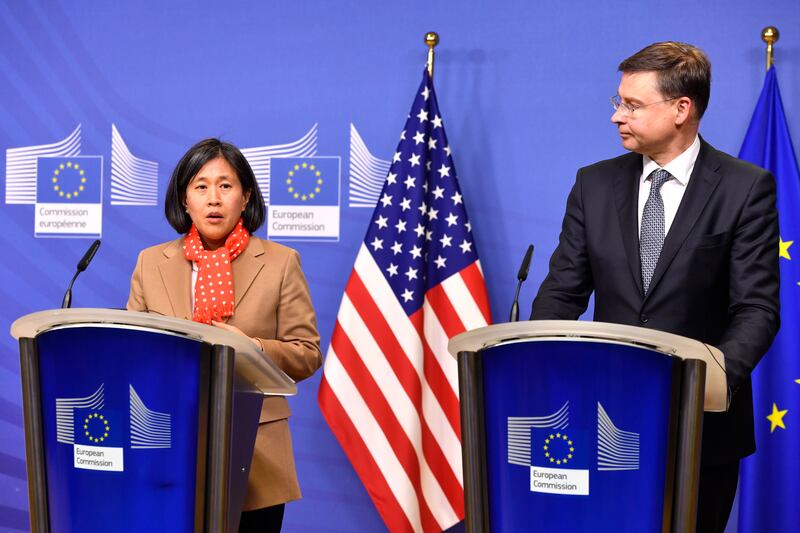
left=164, top=138, right=265, bottom=233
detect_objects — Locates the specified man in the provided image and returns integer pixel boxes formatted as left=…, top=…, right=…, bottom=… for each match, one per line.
left=530, top=42, right=780, bottom=532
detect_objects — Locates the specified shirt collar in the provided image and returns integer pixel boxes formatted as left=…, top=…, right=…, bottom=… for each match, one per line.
left=641, top=135, right=701, bottom=186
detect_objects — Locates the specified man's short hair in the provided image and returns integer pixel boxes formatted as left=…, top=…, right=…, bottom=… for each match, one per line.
left=618, top=41, right=711, bottom=119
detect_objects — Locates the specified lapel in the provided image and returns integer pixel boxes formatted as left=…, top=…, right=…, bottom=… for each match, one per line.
left=233, top=237, right=265, bottom=309
left=157, top=239, right=192, bottom=320
left=644, top=139, right=722, bottom=301
left=613, top=153, right=644, bottom=297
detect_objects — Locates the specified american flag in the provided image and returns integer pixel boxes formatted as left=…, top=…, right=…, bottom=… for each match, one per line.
left=318, top=69, right=491, bottom=532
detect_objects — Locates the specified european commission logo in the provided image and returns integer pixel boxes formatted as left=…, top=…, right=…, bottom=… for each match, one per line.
left=35, top=156, right=103, bottom=238
left=5, top=123, right=159, bottom=208
left=56, top=383, right=172, bottom=472
left=4, top=123, right=163, bottom=238
left=267, top=156, right=341, bottom=242
left=508, top=401, right=640, bottom=496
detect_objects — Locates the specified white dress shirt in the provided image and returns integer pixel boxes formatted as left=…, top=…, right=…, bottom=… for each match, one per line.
left=637, top=135, right=701, bottom=235
left=191, top=261, right=197, bottom=309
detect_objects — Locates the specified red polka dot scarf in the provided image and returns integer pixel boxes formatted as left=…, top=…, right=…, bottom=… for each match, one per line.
left=183, top=218, right=250, bottom=324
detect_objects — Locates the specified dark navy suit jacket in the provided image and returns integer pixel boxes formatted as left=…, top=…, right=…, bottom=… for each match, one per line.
left=531, top=138, right=780, bottom=465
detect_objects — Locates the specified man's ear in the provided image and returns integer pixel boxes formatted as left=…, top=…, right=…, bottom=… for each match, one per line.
left=675, top=96, right=694, bottom=126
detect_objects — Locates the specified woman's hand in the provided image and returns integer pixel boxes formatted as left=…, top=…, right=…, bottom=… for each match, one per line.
left=211, top=320, right=263, bottom=350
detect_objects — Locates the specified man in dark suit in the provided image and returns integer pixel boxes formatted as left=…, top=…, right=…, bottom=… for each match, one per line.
left=530, top=42, right=780, bottom=532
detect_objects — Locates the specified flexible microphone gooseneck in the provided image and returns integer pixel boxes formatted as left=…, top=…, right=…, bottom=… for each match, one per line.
left=509, top=244, right=534, bottom=322
left=61, top=239, right=101, bottom=309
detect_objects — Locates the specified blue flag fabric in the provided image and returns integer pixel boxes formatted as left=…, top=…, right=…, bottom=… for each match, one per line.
left=270, top=157, right=340, bottom=206
left=738, top=66, right=800, bottom=532
left=36, top=156, right=102, bottom=203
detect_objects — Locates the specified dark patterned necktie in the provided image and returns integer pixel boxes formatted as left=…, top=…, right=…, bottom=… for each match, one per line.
left=640, top=169, right=672, bottom=294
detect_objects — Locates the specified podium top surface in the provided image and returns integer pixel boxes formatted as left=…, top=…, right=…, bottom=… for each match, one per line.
left=11, top=308, right=296, bottom=396
left=449, top=320, right=726, bottom=412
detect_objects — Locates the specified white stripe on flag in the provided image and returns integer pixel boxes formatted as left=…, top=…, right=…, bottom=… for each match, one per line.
left=354, top=247, right=464, bottom=474
left=354, top=244, right=423, bottom=356
left=322, top=348, right=423, bottom=531
left=337, top=294, right=458, bottom=526
left=422, top=298, right=460, bottom=400
left=441, top=270, right=489, bottom=332
left=337, top=293, right=423, bottom=442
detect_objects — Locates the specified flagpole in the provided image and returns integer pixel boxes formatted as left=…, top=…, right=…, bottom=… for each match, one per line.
left=425, top=31, right=439, bottom=78
left=762, top=26, right=779, bottom=70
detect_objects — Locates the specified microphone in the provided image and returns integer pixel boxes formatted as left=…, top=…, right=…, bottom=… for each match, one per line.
left=509, top=244, right=534, bottom=322
left=61, top=240, right=101, bottom=309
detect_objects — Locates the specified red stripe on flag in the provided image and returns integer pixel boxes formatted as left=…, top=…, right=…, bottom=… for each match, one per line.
left=347, top=272, right=464, bottom=520
left=403, top=313, right=464, bottom=518
left=318, top=376, right=415, bottom=533
left=409, top=310, right=461, bottom=439
left=405, top=309, right=466, bottom=519
left=425, top=282, right=467, bottom=339
left=345, top=270, right=447, bottom=431
left=345, top=272, right=424, bottom=411
left=329, top=321, right=440, bottom=532
left=459, top=262, right=492, bottom=324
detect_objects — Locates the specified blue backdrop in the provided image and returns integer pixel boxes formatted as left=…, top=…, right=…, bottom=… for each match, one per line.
left=1, top=1, right=798, bottom=531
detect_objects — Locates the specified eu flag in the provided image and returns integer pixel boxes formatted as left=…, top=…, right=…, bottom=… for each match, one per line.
left=36, top=156, right=102, bottom=203
left=738, top=66, right=800, bottom=531
left=530, top=427, right=590, bottom=470
left=269, top=157, right=339, bottom=206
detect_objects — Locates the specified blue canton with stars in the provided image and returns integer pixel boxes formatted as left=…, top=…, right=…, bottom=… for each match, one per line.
left=364, top=70, right=480, bottom=316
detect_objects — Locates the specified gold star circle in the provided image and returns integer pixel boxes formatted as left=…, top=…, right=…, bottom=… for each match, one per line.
left=286, top=160, right=323, bottom=202
left=83, top=412, right=110, bottom=443
left=543, top=432, right=574, bottom=465
left=51, top=160, right=85, bottom=200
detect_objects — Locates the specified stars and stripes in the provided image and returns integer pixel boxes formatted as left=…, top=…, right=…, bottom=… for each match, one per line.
left=318, top=70, right=491, bottom=532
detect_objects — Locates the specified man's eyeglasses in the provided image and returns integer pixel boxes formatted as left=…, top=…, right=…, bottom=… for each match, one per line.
left=610, top=95, right=678, bottom=116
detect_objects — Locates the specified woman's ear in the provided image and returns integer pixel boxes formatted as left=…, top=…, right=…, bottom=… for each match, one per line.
left=242, top=189, right=252, bottom=212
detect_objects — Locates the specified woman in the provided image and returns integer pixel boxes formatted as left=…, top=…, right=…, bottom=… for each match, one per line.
left=127, top=138, right=322, bottom=532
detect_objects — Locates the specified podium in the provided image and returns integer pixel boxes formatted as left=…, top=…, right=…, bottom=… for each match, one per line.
left=449, top=321, right=727, bottom=533
left=10, top=308, right=296, bottom=533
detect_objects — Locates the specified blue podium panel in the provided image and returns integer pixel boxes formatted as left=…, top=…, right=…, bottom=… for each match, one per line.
left=482, top=340, right=678, bottom=532
left=36, top=326, right=208, bottom=533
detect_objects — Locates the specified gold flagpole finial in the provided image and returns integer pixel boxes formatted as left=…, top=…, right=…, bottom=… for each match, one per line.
left=425, top=32, right=439, bottom=78
left=762, top=26, right=779, bottom=71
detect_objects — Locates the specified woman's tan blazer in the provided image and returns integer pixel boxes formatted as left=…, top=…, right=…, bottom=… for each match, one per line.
left=127, top=236, right=322, bottom=510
